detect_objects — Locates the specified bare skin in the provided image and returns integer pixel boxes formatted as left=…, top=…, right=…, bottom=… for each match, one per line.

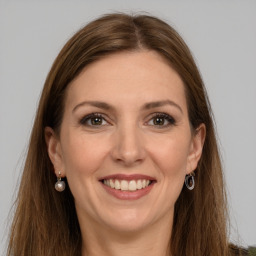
left=46, top=50, right=205, bottom=256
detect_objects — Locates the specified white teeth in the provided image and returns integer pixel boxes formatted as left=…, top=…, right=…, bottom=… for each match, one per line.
left=142, top=179, right=146, bottom=188
left=114, top=180, right=120, bottom=190
left=120, top=180, right=129, bottom=191
left=129, top=180, right=137, bottom=191
left=103, top=179, right=152, bottom=191
left=137, top=180, right=142, bottom=189
left=110, top=179, right=115, bottom=188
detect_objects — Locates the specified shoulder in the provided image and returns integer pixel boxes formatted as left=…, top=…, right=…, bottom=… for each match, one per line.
left=229, top=244, right=247, bottom=255
left=248, top=247, right=256, bottom=256
left=229, top=244, right=256, bottom=256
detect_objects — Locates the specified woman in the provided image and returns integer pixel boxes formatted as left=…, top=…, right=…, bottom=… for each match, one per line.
left=7, top=13, right=250, bottom=256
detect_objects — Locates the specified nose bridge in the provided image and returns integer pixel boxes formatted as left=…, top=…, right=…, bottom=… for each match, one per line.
left=111, top=118, right=145, bottom=165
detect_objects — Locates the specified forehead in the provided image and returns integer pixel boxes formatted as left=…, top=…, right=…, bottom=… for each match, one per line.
left=65, top=50, right=187, bottom=112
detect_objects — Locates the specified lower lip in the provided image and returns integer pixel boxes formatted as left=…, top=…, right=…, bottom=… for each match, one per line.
left=101, top=182, right=155, bottom=200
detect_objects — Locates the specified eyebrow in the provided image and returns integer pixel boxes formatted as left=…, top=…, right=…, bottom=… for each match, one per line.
left=72, top=101, right=114, bottom=113
left=72, top=100, right=183, bottom=113
left=142, top=100, right=183, bottom=113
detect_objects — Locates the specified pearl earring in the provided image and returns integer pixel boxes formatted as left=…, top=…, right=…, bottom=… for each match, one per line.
left=55, top=171, right=66, bottom=192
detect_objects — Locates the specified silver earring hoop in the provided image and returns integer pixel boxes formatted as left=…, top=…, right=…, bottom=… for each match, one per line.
left=55, top=171, right=66, bottom=192
left=185, top=172, right=195, bottom=190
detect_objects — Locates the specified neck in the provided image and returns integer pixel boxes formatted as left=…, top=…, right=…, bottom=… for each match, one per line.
left=79, top=213, right=173, bottom=256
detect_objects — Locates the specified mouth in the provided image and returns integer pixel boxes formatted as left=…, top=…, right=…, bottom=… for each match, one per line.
left=101, top=179, right=154, bottom=191
left=99, top=174, right=156, bottom=200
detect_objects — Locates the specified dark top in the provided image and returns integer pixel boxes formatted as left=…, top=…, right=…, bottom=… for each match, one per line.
left=248, top=247, right=256, bottom=256
left=230, top=244, right=256, bottom=256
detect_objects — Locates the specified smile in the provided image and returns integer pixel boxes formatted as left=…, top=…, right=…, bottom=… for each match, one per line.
left=103, top=179, right=152, bottom=191
left=99, top=174, right=156, bottom=200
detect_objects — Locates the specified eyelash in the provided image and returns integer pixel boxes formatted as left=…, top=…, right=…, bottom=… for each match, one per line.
left=80, top=113, right=107, bottom=126
left=147, top=113, right=176, bottom=128
left=79, top=112, right=176, bottom=128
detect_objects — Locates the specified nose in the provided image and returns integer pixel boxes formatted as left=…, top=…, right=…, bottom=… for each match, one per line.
left=110, top=124, right=146, bottom=166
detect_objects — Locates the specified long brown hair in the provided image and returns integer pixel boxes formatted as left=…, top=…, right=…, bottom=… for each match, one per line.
left=7, top=13, right=241, bottom=256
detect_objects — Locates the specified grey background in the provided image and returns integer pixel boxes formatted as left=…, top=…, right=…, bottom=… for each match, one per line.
left=1, top=0, right=255, bottom=254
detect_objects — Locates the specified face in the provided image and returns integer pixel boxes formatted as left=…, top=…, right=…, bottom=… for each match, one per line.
left=46, top=51, right=205, bottom=234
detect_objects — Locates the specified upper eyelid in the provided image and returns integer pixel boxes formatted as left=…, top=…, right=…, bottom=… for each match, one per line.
left=147, top=112, right=172, bottom=117
left=80, top=113, right=109, bottom=124
left=146, top=112, right=175, bottom=120
left=79, top=112, right=176, bottom=124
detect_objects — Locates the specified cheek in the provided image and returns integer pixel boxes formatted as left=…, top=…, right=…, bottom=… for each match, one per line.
left=144, top=133, right=191, bottom=217
left=147, top=134, right=191, bottom=177
left=60, top=131, right=111, bottom=208
left=60, top=131, right=110, bottom=177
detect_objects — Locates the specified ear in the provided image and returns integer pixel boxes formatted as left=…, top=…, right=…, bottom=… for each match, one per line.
left=186, top=123, right=206, bottom=174
left=45, top=127, right=66, bottom=177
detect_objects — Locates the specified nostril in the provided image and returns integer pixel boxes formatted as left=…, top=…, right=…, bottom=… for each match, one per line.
left=110, top=133, right=146, bottom=165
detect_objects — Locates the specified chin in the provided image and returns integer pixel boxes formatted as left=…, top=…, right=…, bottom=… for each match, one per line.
left=99, top=208, right=154, bottom=233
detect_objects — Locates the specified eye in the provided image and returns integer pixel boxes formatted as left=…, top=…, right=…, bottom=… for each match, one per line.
left=147, top=113, right=176, bottom=127
left=80, top=113, right=108, bottom=126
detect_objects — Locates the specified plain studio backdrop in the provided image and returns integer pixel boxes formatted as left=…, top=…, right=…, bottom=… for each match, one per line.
left=0, top=0, right=255, bottom=254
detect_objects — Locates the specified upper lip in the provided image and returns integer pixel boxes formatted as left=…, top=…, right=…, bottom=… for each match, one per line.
left=99, top=174, right=156, bottom=181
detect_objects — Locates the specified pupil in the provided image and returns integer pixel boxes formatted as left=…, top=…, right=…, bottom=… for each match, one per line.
left=154, top=117, right=164, bottom=125
left=92, top=117, right=102, bottom=125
